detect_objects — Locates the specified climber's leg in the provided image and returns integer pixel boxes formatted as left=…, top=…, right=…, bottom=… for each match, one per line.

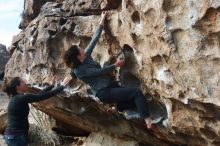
left=96, top=87, right=152, bottom=128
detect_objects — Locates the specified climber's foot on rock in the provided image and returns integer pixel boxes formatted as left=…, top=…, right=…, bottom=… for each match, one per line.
left=152, top=116, right=163, bottom=124
left=145, top=116, right=163, bottom=129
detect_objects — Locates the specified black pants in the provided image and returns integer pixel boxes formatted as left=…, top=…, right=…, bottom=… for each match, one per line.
left=96, top=84, right=150, bottom=119
left=4, top=134, right=28, bottom=146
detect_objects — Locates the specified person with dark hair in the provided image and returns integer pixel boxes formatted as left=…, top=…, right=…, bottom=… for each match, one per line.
left=3, top=76, right=71, bottom=146
left=63, top=12, right=159, bottom=129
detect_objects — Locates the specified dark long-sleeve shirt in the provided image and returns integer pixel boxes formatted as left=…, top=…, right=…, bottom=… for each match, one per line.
left=73, top=25, right=115, bottom=95
left=5, top=85, right=64, bottom=135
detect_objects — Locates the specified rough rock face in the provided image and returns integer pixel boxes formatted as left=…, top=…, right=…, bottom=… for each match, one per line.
left=3, top=0, right=220, bottom=145
left=82, top=132, right=138, bottom=146
left=0, top=44, right=9, bottom=74
left=0, top=81, right=8, bottom=134
left=20, top=0, right=66, bottom=29
left=0, top=43, right=9, bottom=135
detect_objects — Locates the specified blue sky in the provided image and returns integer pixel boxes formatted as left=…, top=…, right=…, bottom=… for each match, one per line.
left=0, top=0, right=23, bottom=47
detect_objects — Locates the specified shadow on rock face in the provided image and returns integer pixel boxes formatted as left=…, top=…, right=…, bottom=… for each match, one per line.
left=118, top=44, right=168, bottom=122
left=0, top=72, right=4, bottom=81
left=119, top=44, right=140, bottom=88
left=147, top=94, right=168, bottom=122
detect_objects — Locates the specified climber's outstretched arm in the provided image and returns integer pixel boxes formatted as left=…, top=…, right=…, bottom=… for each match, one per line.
left=85, top=11, right=107, bottom=56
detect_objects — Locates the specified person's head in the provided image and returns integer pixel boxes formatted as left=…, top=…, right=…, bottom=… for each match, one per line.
left=3, top=77, right=27, bottom=96
left=63, top=45, right=86, bottom=68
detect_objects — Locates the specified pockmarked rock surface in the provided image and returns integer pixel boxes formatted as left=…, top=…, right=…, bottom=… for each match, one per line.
left=0, top=44, right=9, bottom=74
left=3, top=0, right=220, bottom=145
left=0, top=44, right=9, bottom=135
left=0, top=82, right=8, bottom=134
left=0, top=43, right=9, bottom=134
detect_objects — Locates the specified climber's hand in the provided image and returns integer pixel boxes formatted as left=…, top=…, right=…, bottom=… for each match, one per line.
left=114, top=59, right=124, bottom=67
left=51, top=75, right=57, bottom=86
left=60, top=76, right=72, bottom=87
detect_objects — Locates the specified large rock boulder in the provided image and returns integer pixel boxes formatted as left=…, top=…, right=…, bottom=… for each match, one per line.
left=0, top=44, right=9, bottom=75
left=0, top=43, right=9, bottom=133
left=3, top=0, right=220, bottom=145
left=0, top=81, right=8, bottom=134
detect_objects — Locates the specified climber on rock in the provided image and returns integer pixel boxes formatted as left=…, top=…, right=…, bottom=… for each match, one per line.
left=63, top=11, right=160, bottom=129
left=3, top=76, right=71, bottom=146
